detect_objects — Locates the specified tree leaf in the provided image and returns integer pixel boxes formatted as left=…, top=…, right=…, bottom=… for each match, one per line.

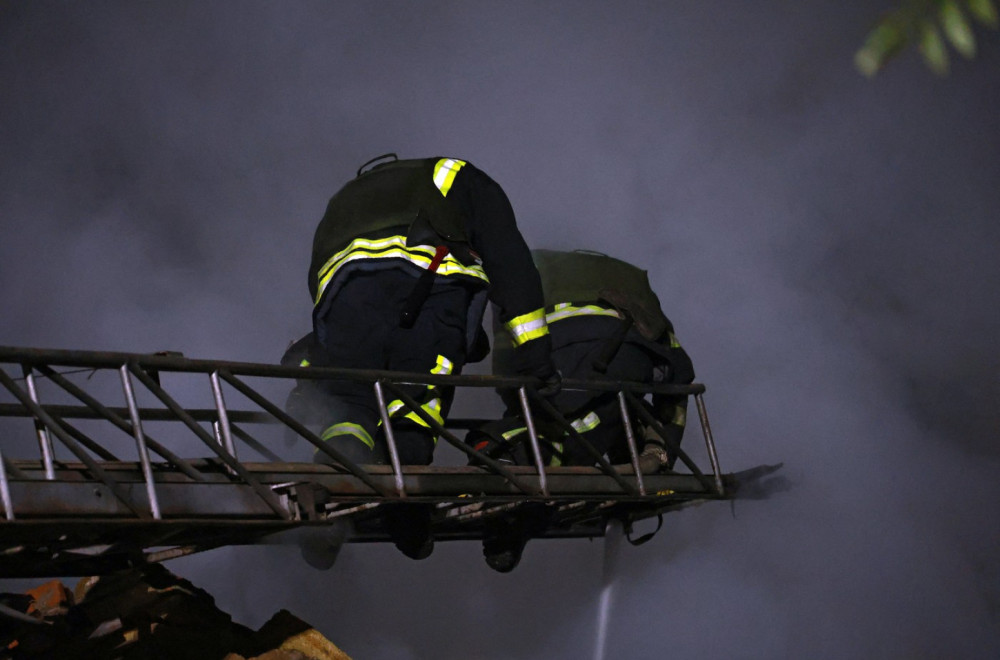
left=919, top=20, right=950, bottom=74
left=940, top=0, right=977, bottom=57
left=855, top=19, right=908, bottom=76
left=966, top=0, right=1000, bottom=28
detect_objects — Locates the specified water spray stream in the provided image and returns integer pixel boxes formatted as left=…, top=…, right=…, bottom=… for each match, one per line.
left=594, top=518, right=623, bottom=660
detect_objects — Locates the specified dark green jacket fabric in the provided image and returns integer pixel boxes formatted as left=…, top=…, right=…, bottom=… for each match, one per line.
left=309, top=156, right=551, bottom=370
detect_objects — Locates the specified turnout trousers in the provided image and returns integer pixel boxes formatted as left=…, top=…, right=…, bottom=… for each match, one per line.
left=313, top=268, right=474, bottom=465
left=547, top=334, right=654, bottom=465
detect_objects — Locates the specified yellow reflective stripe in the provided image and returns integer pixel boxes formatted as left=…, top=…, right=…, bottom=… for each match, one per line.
left=387, top=396, right=444, bottom=428
left=431, top=354, right=454, bottom=376
left=672, top=406, right=686, bottom=427
left=550, top=441, right=564, bottom=467
left=545, top=303, right=622, bottom=325
left=433, top=158, right=467, bottom=197
left=299, top=359, right=311, bottom=367
left=571, top=411, right=600, bottom=434
left=320, top=422, right=374, bottom=449
left=505, top=308, right=549, bottom=346
left=668, top=331, right=681, bottom=348
left=501, top=426, right=527, bottom=441
left=314, top=235, right=488, bottom=305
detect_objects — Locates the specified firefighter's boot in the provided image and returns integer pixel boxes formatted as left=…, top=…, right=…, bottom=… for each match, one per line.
left=383, top=503, right=434, bottom=560
left=482, top=503, right=551, bottom=573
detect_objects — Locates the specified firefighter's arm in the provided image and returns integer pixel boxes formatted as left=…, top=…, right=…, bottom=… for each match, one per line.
left=450, top=164, right=558, bottom=392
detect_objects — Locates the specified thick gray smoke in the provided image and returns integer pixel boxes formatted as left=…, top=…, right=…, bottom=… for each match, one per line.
left=2, top=2, right=998, bottom=657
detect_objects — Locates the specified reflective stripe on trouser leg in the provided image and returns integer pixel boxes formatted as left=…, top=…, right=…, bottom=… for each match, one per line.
left=385, top=354, right=453, bottom=435
left=319, top=422, right=375, bottom=450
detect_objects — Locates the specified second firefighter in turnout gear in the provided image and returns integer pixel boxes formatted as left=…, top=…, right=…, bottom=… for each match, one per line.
left=305, top=155, right=556, bottom=468
left=473, top=248, right=695, bottom=473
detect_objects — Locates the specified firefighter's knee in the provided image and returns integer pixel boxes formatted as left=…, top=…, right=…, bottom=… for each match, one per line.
left=391, top=423, right=436, bottom=465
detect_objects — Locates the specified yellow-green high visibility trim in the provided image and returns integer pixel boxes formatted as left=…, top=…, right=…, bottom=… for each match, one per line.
left=668, top=331, right=681, bottom=348
left=299, top=359, right=311, bottom=367
left=570, top=411, right=601, bottom=434
left=431, top=354, right=454, bottom=376
left=550, top=441, right=564, bottom=467
left=505, top=308, right=549, bottom=346
left=320, top=422, right=374, bottom=449
left=501, top=426, right=527, bottom=441
left=672, top=406, right=686, bottom=428
left=314, top=234, right=489, bottom=305
left=545, top=303, right=622, bottom=325
left=387, top=395, right=444, bottom=429
left=433, top=158, right=467, bottom=197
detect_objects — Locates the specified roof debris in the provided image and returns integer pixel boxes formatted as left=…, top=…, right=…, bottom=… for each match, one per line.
left=0, top=564, right=350, bottom=659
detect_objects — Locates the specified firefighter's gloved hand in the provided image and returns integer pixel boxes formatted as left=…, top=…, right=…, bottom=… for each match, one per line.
left=639, top=442, right=670, bottom=475
left=512, top=336, right=560, bottom=397
left=531, top=362, right=562, bottom=399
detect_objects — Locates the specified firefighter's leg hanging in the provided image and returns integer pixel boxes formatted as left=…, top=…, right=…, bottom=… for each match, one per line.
left=311, top=271, right=413, bottom=466
left=384, top=275, right=472, bottom=464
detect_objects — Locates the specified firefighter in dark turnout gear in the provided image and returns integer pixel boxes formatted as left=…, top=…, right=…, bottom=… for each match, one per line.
left=466, top=248, right=694, bottom=572
left=306, top=155, right=555, bottom=467
left=475, top=248, right=694, bottom=472
left=300, top=155, right=556, bottom=560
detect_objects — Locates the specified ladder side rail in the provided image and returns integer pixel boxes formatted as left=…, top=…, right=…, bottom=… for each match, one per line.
left=694, top=393, right=725, bottom=496
left=516, top=386, right=549, bottom=497
left=618, top=390, right=646, bottom=496
left=0, top=368, right=150, bottom=518
left=38, top=365, right=205, bottom=482
left=2, top=345, right=706, bottom=397
left=20, top=367, right=55, bottom=479
left=127, top=363, right=290, bottom=519
left=373, top=380, right=406, bottom=497
left=624, top=390, right=716, bottom=493
left=0, top=402, right=273, bottom=425
left=381, top=381, right=540, bottom=496
left=218, top=370, right=394, bottom=498
left=526, top=389, right=639, bottom=496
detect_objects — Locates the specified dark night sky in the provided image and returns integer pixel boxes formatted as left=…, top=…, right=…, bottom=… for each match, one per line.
left=1, top=2, right=999, bottom=657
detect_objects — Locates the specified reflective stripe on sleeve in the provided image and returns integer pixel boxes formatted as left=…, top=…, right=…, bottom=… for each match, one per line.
left=505, top=308, right=549, bottom=346
left=433, top=158, right=467, bottom=197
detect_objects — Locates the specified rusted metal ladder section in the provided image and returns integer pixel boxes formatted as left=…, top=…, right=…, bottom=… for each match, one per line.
left=0, top=346, right=732, bottom=578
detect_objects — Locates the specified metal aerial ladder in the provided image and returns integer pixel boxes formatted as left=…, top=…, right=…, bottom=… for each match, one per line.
left=0, top=345, right=750, bottom=579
